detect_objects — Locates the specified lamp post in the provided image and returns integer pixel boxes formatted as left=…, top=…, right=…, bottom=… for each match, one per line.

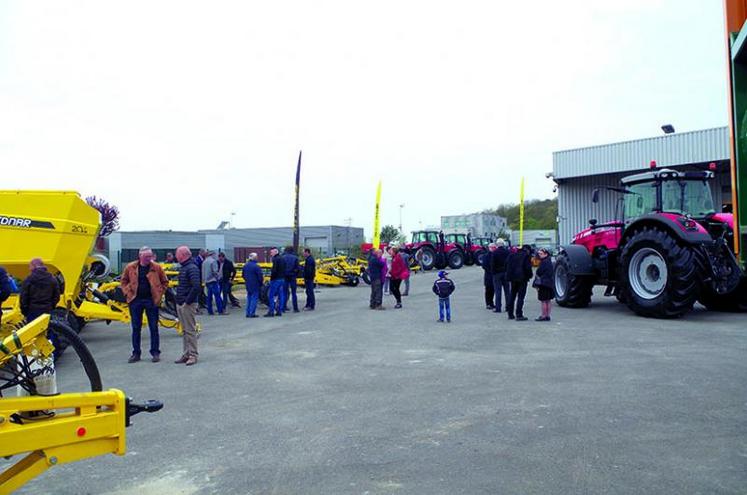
left=399, top=204, right=405, bottom=234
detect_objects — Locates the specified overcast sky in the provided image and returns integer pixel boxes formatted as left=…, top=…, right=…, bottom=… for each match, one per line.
left=0, top=1, right=729, bottom=237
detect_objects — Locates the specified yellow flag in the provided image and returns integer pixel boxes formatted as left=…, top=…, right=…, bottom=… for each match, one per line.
left=372, top=180, right=382, bottom=247
left=519, top=177, right=525, bottom=246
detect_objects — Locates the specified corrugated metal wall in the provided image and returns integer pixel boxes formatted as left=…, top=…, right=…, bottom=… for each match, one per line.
left=553, top=127, right=729, bottom=180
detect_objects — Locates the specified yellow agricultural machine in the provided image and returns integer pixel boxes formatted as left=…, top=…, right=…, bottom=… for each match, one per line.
left=0, top=191, right=164, bottom=492
left=0, top=191, right=182, bottom=342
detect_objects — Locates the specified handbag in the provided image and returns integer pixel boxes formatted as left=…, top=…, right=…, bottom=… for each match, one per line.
left=532, top=275, right=542, bottom=288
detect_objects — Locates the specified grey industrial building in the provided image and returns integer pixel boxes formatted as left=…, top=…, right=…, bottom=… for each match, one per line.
left=440, top=212, right=507, bottom=237
left=551, top=126, right=732, bottom=243
left=107, top=225, right=364, bottom=271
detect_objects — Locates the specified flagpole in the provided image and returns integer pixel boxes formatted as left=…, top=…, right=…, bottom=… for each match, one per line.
left=372, top=180, right=382, bottom=247
left=292, top=150, right=302, bottom=252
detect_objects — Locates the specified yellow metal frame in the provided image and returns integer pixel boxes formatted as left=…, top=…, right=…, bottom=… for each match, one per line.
left=0, top=389, right=128, bottom=495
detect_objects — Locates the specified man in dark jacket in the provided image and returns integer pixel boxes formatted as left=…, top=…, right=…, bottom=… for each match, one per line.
left=281, top=246, right=301, bottom=313
left=490, top=239, right=510, bottom=313
left=20, top=258, right=60, bottom=322
left=194, top=249, right=207, bottom=310
left=302, top=248, right=316, bottom=311
left=264, top=248, right=285, bottom=317
left=506, top=245, right=533, bottom=321
left=0, top=266, right=11, bottom=326
left=242, top=253, right=264, bottom=318
left=368, top=249, right=385, bottom=309
left=482, top=244, right=495, bottom=309
left=175, top=246, right=202, bottom=366
left=218, top=252, right=241, bottom=310
left=432, top=270, right=456, bottom=322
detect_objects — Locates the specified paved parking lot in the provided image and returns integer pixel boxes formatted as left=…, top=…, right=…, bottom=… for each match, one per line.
left=9, top=267, right=747, bottom=494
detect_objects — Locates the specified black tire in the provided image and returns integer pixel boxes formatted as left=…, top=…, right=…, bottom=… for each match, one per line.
left=553, top=252, right=593, bottom=308
left=1, top=320, right=103, bottom=397
left=47, top=320, right=103, bottom=391
left=474, top=249, right=487, bottom=267
left=464, top=250, right=474, bottom=266
left=347, top=276, right=360, bottom=287
left=698, top=277, right=747, bottom=312
left=447, top=250, right=465, bottom=270
left=361, top=271, right=371, bottom=285
left=259, top=282, right=270, bottom=306
left=51, top=308, right=80, bottom=335
left=417, top=246, right=437, bottom=271
left=620, top=227, right=698, bottom=318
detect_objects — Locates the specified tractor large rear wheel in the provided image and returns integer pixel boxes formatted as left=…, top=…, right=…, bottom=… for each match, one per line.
left=416, top=247, right=436, bottom=271
left=620, top=227, right=698, bottom=318
left=698, top=277, right=747, bottom=312
left=474, top=249, right=487, bottom=267
left=554, top=251, right=593, bottom=308
left=447, top=250, right=464, bottom=270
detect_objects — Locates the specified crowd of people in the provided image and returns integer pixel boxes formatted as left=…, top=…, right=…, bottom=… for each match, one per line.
left=368, top=240, right=555, bottom=322
left=0, top=240, right=555, bottom=370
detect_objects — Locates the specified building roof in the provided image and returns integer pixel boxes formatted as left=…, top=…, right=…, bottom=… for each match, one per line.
left=552, top=126, right=728, bottom=180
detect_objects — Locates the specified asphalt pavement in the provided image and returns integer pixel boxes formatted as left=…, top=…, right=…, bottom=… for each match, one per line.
left=7, top=267, right=747, bottom=494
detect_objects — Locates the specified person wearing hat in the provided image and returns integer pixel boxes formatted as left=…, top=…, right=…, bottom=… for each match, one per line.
left=432, top=270, right=455, bottom=323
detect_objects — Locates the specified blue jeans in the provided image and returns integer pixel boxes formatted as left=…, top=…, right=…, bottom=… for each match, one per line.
left=130, top=298, right=160, bottom=356
left=304, top=278, right=315, bottom=309
left=245, top=289, right=259, bottom=317
left=493, top=273, right=509, bottom=311
left=206, top=281, right=224, bottom=314
left=283, top=276, right=298, bottom=312
left=221, top=281, right=232, bottom=309
left=267, top=279, right=284, bottom=315
left=438, top=297, right=451, bottom=321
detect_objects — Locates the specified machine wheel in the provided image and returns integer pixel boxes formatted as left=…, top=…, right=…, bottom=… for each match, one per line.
left=447, top=250, right=465, bottom=269
left=51, top=308, right=80, bottom=335
left=361, top=271, right=371, bottom=285
left=698, top=277, right=747, bottom=312
left=348, top=276, right=360, bottom=287
left=620, top=227, right=698, bottom=318
left=464, top=251, right=474, bottom=266
left=0, top=320, right=103, bottom=398
left=474, top=249, right=487, bottom=267
left=553, top=252, right=593, bottom=308
left=416, top=246, right=437, bottom=271
left=259, top=282, right=270, bottom=306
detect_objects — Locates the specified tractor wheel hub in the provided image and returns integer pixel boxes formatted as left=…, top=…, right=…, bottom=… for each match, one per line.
left=628, top=247, right=668, bottom=299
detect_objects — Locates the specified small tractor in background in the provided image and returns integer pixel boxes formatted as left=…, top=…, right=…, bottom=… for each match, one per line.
left=445, top=233, right=490, bottom=266
left=402, top=230, right=465, bottom=271
left=554, top=165, right=746, bottom=318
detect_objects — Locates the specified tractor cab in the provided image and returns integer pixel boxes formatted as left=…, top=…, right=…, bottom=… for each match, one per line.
left=445, top=233, right=468, bottom=246
left=410, top=230, right=440, bottom=246
left=621, top=168, right=717, bottom=222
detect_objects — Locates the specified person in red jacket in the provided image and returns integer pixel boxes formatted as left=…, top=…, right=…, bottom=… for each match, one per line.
left=389, top=246, right=409, bottom=309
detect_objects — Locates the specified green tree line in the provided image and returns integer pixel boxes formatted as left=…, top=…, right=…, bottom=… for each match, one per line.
left=484, top=198, right=558, bottom=230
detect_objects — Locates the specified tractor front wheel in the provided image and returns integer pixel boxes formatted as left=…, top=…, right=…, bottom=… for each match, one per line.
left=474, top=249, right=487, bottom=267
left=447, top=250, right=465, bottom=270
left=553, top=251, right=593, bottom=308
left=620, top=227, right=698, bottom=318
left=417, top=247, right=437, bottom=271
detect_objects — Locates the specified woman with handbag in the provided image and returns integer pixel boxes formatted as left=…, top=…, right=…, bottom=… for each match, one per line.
left=533, top=248, right=554, bottom=321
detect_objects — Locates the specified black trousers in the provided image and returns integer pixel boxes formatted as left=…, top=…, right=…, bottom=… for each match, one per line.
left=508, top=280, right=528, bottom=317
left=304, top=277, right=316, bottom=308
left=484, top=271, right=494, bottom=306
left=390, top=279, right=402, bottom=304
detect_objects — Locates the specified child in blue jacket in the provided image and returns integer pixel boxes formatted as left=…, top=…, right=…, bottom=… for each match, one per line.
left=432, top=270, right=456, bottom=323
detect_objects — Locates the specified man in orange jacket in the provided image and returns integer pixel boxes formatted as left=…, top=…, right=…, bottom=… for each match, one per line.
left=120, top=246, right=169, bottom=363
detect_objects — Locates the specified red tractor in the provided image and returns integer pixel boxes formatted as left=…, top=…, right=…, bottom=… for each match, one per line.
left=555, top=166, right=746, bottom=318
left=404, top=230, right=465, bottom=271
left=445, top=233, right=490, bottom=266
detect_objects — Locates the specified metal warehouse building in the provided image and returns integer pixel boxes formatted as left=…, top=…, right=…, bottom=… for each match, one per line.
left=552, top=127, right=733, bottom=243
left=107, top=226, right=363, bottom=271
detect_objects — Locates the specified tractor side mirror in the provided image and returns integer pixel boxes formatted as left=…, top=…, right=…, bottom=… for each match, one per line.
left=589, top=218, right=598, bottom=227
left=591, top=189, right=600, bottom=203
